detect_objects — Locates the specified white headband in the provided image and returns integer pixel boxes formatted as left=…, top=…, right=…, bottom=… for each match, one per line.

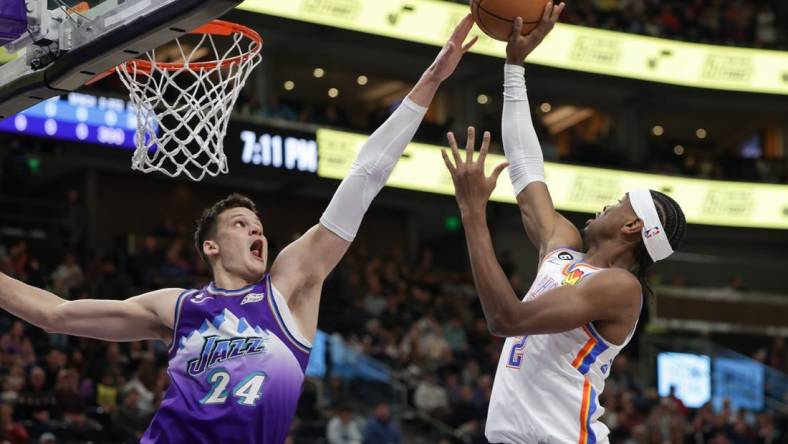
left=629, top=189, right=674, bottom=262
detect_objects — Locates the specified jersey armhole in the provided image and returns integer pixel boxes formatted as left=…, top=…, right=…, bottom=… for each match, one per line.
left=539, top=246, right=581, bottom=266
left=267, top=277, right=313, bottom=352
left=166, top=289, right=196, bottom=354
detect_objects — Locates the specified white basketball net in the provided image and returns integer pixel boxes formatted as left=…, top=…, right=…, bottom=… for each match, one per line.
left=116, top=26, right=262, bottom=181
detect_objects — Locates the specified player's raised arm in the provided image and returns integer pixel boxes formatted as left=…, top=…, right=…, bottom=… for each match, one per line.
left=0, top=272, right=178, bottom=342
left=270, top=16, right=478, bottom=309
left=502, top=3, right=580, bottom=261
left=442, top=129, right=640, bottom=337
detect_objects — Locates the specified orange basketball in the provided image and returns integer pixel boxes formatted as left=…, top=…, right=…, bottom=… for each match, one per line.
left=470, top=0, right=549, bottom=42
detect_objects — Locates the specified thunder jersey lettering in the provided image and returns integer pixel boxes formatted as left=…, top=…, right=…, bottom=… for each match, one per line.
left=142, top=275, right=311, bottom=444
left=485, top=249, right=641, bottom=444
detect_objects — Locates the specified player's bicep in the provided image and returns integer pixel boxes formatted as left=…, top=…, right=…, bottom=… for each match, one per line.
left=516, top=182, right=582, bottom=259
left=270, top=224, right=350, bottom=299
left=49, top=288, right=180, bottom=342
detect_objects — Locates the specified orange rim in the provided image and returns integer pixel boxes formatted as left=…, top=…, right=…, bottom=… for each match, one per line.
left=122, top=19, right=263, bottom=73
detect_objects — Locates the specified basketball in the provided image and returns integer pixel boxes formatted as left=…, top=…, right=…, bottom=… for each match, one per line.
left=471, top=0, right=549, bottom=41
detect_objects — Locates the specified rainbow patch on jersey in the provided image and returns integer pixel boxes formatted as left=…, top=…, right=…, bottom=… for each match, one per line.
left=561, top=263, right=598, bottom=286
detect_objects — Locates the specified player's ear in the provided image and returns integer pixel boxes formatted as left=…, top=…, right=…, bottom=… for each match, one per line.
left=202, top=239, right=219, bottom=258
left=621, top=217, right=643, bottom=237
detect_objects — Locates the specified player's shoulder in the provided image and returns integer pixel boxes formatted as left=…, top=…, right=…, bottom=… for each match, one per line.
left=581, top=268, right=642, bottom=306
left=540, top=246, right=585, bottom=264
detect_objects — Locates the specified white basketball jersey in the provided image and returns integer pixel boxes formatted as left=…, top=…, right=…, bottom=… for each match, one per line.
left=485, top=249, right=640, bottom=444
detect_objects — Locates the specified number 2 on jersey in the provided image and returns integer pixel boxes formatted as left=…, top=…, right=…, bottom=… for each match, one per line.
left=200, top=368, right=267, bottom=406
left=506, top=336, right=528, bottom=369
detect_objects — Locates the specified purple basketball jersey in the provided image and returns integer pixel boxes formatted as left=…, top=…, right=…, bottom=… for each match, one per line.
left=142, top=274, right=311, bottom=444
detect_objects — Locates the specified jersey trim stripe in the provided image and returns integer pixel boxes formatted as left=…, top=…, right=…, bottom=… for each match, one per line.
left=266, top=277, right=311, bottom=354
left=578, top=377, right=597, bottom=444
left=206, top=280, right=262, bottom=296
left=167, top=289, right=196, bottom=354
left=572, top=325, right=610, bottom=375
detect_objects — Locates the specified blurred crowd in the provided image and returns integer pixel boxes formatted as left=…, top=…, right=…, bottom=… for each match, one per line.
left=0, top=215, right=786, bottom=442
left=448, top=0, right=786, bottom=49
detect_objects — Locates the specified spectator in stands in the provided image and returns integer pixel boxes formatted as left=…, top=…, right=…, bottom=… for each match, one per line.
left=0, top=403, right=28, bottom=444
left=361, top=402, right=400, bottom=444
left=62, top=189, right=86, bottom=253
left=42, top=349, right=66, bottom=390
left=123, top=360, right=157, bottom=416
left=91, top=256, right=127, bottom=299
left=51, top=251, right=84, bottom=298
left=413, top=372, right=450, bottom=420
left=15, top=366, right=56, bottom=425
left=132, top=235, right=163, bottom=288
left=666, top=385, right=688, bottom=416
left=260, top=95, right=297, bottom=121
left=112, top=388, right=151, bottom=443
left=96, top=372, right=118, bottom=413
left=326, top=403, right=362, bottom=444
left=38, top=432, right=56, bottom=444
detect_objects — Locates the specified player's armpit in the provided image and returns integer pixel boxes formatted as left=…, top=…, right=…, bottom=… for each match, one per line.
left=516, top=181, right=582, bottom=260
left=47, top=288, right=181, bottom=342
left=490, top=269, right=641, bottom=337
left=269, top=224, right=350, bottom=301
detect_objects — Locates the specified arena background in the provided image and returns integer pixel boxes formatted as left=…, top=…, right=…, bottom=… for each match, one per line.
left=0, top=0, right=786, bottom=443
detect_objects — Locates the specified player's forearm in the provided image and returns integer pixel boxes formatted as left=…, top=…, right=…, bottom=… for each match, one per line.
left=0, top=273, right=65, bottom=331
left=502, top=64, right=545, bottom=197
left=461, top=210, right=521, bottom=337
left=320, top=96, right=427, bottom=242
left=406, top=69, right=442, bottom=108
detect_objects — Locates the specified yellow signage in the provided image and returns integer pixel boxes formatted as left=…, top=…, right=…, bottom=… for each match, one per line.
left=238, top=0, right=788, bottom=95
left=317, top=128, right=788, bottom=230
left=0, top=49, right=14, bottom=63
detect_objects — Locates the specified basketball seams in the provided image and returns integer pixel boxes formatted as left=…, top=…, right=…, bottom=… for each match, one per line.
left=472, top=0, right=543, bottom=41
left=471, top=0, right=497, bottom=41
left=478, top=0, right=542, bottom=25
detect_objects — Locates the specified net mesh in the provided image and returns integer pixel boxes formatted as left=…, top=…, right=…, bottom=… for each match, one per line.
left=116, top=24, right=262, bottom=181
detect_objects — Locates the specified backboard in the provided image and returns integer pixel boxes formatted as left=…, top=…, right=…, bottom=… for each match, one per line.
left=0, top=0, right=244, bottom=120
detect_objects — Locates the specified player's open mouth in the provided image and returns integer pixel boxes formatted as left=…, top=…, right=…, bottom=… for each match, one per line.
left=250, top=239, right=263, bottom=261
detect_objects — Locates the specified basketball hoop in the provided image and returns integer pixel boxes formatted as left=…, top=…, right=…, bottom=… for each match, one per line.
left=111, top=20, right=262, bottom=181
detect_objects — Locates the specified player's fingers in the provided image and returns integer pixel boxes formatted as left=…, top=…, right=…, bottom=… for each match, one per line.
left=452, top=14, right=474, bottom=42
left=551, top=2, right=565, bottom=23
left=510, top=17, right=523, bottom=42
left=542, top=1, right=554, bottom=23
left=478, top=131, right=491, bottom=165
left=441, top=149, right=457, bottom=175
left=462, top=35, right=479, bottom=52
left=465, top=126, right=476, bottom=163
left=490, top=162, right=510, bottom=183
left=535, top=1, right=554, bottom=36
left=447, top=132, right=463, bottom=166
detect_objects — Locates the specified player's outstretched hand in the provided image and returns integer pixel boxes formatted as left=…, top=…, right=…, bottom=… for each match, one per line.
left=442, top=127, right=509, bottom=216
left=427, top=14, right=479, bottom=82
left=506, top=1, right=565, bottom=64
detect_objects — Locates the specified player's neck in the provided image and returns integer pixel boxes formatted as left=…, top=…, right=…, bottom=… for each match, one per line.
left=211, top=268, right=258, bottom=292
left=583, top=239, right=637, bottom=270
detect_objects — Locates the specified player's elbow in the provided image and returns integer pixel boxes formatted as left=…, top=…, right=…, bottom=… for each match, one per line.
left=42, top=305, right=67, bottom=334
left=486, top=314, right=519, bottom=338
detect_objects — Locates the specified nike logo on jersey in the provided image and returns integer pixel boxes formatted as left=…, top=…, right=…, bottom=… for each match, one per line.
left=187, top=335, right=268, bottom=376
left=240, top=292, right=265, bottom=305
left=190, top=293, right=214, bottom=304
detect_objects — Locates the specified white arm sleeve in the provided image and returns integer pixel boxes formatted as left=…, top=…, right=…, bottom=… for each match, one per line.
left=502, top=64, right=545, bottom=195
left=320, top=98, right=427, bottom=241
